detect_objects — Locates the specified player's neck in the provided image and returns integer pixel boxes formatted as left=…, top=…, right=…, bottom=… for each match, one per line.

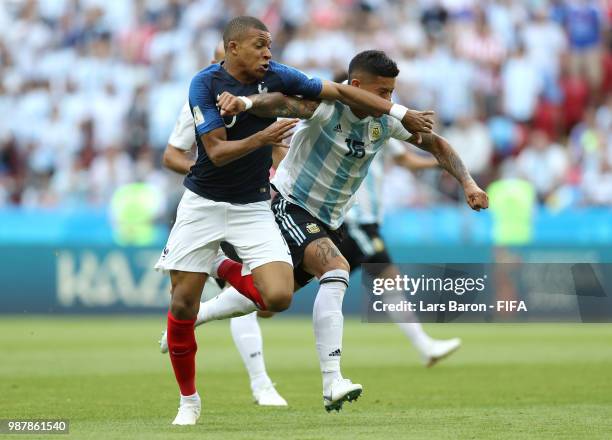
left=222, top=60, right=258, bottom=84
left=350, top=106, right=369, bottom=120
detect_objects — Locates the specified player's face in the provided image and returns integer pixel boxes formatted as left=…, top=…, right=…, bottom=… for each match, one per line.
left=235, top=28, right=272, bottom=80
left=351, top=74, right=396, bottom=117
left=358, top=75, right=396, bottom=102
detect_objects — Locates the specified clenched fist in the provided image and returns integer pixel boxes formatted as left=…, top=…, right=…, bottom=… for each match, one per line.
left=217, top=91, right=246, bottom=116
left=463, top=182, right=489, bottom=211
left=401, top=110, right=435, bottom=134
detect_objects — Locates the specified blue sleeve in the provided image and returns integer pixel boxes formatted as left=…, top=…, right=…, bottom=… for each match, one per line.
left=188, top=72, right=224, bottom=136
left=272, top=62, right=323, bottom=98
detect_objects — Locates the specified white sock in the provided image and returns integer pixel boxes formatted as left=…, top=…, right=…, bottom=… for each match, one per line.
left=196, top=286, right=257, bottom=325
left=180, top=391, right=200, bottom=406
left=230, top=311, right=272, bottom=392
left=382, top=291, right=432, bottom=355
left=313, top=269, right=349, bottom=395
left=395, top=321, right=432, bottom=355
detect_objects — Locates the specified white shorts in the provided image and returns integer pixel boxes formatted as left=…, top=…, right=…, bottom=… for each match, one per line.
left=155, top=189, right=292, bottom=274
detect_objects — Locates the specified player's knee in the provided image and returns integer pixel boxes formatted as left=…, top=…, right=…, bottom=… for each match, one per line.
left=257, top=310, right=276, bottom=319
left=170, top=289, right=199, bottom=320
left=317, top=256, right=350, bottom=278
left=264, top=288, right=293, bottom=312
left=335, top=257, right=350, bottom=273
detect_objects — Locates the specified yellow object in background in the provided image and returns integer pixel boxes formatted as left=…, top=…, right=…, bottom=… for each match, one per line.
left=110, top=183, right=163, bottom=246
left=487, top=179, right=536, bottom=246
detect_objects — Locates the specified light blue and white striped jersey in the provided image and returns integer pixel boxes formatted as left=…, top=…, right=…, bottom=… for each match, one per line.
left=344, top=138, right=406, bottom=225
left=272, top=100, right=411, bottom=229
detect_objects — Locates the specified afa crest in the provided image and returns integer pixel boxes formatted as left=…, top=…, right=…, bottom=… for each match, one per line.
left=372, top=237, right=385, bottom=253
left=369, top=121, right=382, bottom=141
left=306, top=223, right=321, bottom=234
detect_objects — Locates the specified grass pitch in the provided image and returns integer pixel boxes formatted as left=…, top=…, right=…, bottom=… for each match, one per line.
left=1, top=316, right=611, bottom=439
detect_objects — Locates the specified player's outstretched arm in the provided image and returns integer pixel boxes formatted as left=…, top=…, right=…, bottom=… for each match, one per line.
left=217, top=91, right=320, bottom=119
left=217, top=86, right=434, bottom=134
left=201, top=119, right=298, bottom=167
left=319, top=81, right=435, bottom=135
left=250, top=92, right=320, bottom=119
left=410, top=132, right=489, bottom=211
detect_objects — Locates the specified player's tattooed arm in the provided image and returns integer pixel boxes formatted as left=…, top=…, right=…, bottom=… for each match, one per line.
left=217, top=91, right=320, bottom=119
left=411, top=133, right=489, bottom=211
left=318, top=81, right=434, bottom=134
left=247, top=93, right=320, bottom=119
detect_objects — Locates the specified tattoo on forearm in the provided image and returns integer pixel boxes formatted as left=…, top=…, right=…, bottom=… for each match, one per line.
left=438, top=145, right=470, bottom=183
left=314, top=239, right=340, bottom=266
left=417, top=133, right=470, bottom=183
left=250, top=93, right=319, bottom=119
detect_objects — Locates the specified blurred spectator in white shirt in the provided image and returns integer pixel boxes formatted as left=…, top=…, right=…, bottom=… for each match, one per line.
left=501, top=44, right=542, bottom=123
left=516, top=129, right=568, bottom=201
left=443, top=114, right=493, bottom=180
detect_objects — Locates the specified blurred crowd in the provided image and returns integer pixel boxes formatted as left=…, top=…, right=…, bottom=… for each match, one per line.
left=1, top=0, right=612, bottom=213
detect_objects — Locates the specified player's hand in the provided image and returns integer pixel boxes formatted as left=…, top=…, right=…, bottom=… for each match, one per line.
left=217, top=92, right=246, bottom=116
left=401, top=110, right=435, bottom=138
left=463, top=181, right=489, bottom=211
left=271, top=141, right=290, bottom=149
left=256, top=119, right=299, bottom=146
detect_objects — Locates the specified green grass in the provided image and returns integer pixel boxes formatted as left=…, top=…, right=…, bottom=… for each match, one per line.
left=1, top=317, right=611, bottom=439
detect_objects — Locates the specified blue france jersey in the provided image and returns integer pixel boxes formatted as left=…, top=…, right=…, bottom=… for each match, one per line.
left=185, top=61, right=322, bottom=204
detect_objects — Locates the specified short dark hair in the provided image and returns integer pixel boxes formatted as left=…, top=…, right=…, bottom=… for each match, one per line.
left=223, top=16, right=269, bottom=49
left=348, top=50, right=399, bottom=81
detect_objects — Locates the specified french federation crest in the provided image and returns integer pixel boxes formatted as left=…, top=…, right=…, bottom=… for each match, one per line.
left=369, top=121, right=382, bottom=142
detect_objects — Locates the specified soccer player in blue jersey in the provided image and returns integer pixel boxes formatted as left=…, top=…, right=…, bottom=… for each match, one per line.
left=199, top=50, right=488, bottom=413
left=160, top=41, right=290, bottom=407
left=154, top=16, right=435, bottom=425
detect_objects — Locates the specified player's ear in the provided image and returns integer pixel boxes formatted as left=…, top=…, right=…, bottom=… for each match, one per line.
left=227, top=40, right=239, bottom=56
left=350, top=78, right=360, bottom=88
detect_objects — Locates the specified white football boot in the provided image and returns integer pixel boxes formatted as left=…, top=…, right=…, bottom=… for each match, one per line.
left=422, top=338, right=461, bottom=368
left=253, top=383, right=288, bottom=406
left=323, top=378, right=363, bottom=412
left=172, top=395, right=201, bottom=425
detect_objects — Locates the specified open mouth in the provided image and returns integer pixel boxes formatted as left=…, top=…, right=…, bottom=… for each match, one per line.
left=259, top=63, right=269, bottom=72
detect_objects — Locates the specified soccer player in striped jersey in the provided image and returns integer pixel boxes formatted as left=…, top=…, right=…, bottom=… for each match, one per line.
left=200, top=49, right=488, bottom=412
